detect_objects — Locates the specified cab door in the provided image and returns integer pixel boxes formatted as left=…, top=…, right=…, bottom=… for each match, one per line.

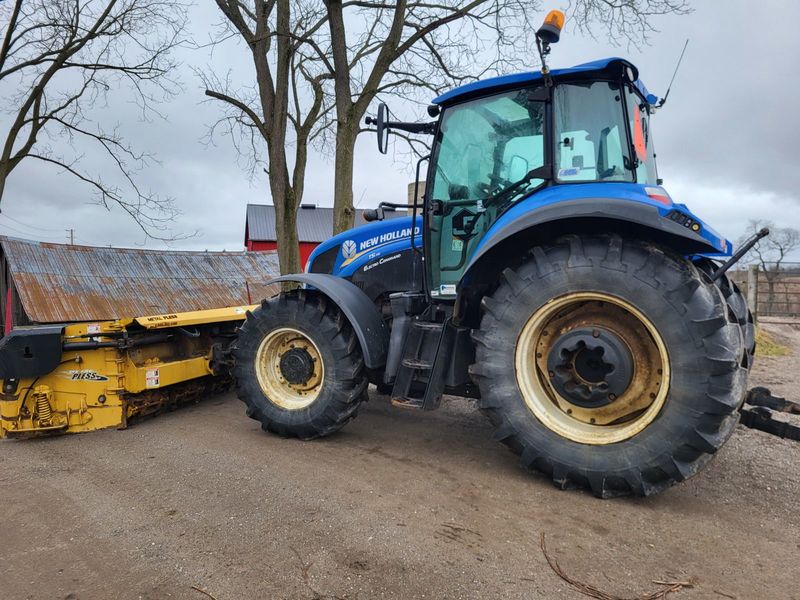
left=426, top=88, right=547, bottom=299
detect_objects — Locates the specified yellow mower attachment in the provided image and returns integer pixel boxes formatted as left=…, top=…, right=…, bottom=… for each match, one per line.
left=0, top=305, right=256, bottom=438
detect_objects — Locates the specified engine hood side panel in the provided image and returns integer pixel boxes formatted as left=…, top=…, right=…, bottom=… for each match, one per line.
left=306, top=216, right=423, bottom=278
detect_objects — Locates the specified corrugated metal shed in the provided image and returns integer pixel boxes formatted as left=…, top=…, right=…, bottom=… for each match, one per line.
left=245, top=204, right=408, bottom=243
left=0, top=236, right=281, bottom=325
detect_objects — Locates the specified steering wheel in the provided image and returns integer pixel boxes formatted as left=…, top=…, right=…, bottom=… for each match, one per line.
left=477, top=174, right=512, bottom=198
left=487, top=173, right=511, bottom=186
left=598, top=166, right=618, bottom=180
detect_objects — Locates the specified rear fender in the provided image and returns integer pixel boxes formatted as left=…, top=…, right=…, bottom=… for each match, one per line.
left=455, top=197, right=729, bottom=326
left=269, top=274, right=389, bottom=369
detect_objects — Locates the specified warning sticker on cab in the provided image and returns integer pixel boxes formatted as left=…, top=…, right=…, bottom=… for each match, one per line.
left=146, top=368, right=160, bottom=389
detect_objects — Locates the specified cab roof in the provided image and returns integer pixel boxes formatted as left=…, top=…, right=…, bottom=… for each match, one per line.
left=432, top=57, right=658, bottom=107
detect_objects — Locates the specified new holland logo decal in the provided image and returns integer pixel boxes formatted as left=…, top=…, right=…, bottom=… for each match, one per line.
left=342, top=239, right=357, bottom=259
left=340, top=225, right=420, bottom=267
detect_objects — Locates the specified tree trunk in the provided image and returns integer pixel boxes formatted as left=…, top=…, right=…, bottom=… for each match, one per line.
left=245, top=0, right=300, bottom=275
left=0, top=162, right=10, bottom=204
left=273, top=200, right=300, bottom=274
left=326, top=0, right=358, bottom=235
left=326, top=0, right=408, bottom=235
left=267, top=158, right=301, bottom=274
left=332, top=123, right=357, bottom=234
left=266, top=130, right=301, bottom=274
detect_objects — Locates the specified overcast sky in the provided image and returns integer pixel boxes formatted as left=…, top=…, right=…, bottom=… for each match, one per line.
left=2, top=0, right=799, bottom=254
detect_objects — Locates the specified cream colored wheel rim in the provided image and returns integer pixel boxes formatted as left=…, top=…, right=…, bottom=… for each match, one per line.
left=515, top=292, right=670, bottom=445
left=255, top=327, right=324, bottom=410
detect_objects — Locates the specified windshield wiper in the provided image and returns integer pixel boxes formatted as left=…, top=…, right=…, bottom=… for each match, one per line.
left=484, top=165, right=552, bottom=208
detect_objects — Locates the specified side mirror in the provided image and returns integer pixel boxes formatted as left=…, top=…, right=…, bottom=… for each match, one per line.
left=364, top=104, right=391, bottom=154
left=363, top=204, right=401, bottom=222
left=376, top=102, right=390, bottom=154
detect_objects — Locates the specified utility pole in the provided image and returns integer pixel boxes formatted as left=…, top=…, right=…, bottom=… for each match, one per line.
left=66, top=229, right=74, bottom=245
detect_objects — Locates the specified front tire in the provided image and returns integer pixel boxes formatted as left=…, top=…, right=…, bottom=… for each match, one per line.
left=233, top=291, right=368, bottom=439
left=471, top=235, right=747, bottom=498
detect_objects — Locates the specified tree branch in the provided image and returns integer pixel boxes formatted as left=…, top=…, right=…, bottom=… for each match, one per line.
left=204, top=88, right=267, bottom=138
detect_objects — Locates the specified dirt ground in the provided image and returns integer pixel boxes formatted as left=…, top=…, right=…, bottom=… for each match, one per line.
left=2, top=324, right=799, bottom=600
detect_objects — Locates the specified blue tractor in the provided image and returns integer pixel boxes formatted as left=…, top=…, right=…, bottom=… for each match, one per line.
left=233, top=12, right=759, bottom=497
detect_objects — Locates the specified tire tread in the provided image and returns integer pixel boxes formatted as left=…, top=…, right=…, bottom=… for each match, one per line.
left=474, top=235, right=747, bottom=498
left=232, top=291, right=368, bottom=440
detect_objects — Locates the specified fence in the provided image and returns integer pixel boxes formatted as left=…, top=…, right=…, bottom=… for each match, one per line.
left=729, top=262, right=800, bottom=320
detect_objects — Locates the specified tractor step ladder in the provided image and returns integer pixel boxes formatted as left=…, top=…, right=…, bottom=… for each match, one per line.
left=391, top=317, right=455, bottom=410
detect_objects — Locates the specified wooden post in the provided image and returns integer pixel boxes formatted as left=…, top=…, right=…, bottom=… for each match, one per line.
left=747, top=264, right=759, bottom=324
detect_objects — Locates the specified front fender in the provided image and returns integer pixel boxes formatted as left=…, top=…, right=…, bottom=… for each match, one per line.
left=463, top=195, right=728, bottom=286
left=455, top=191, right=730, bottom=326
left=269, top=274, right=389, bottom=370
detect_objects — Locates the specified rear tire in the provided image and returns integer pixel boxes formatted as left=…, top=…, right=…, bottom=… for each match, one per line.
left=471, top=234, right=748, bottom=498
left=233, top=291, right=368, bottom=439
left=695, top=259, right=756, bottom=370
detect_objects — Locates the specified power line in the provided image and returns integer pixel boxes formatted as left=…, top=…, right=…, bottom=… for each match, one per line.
left=0, top=213, right=64, bottom=233
left=0, top=216, right=95, bottom=246
left=0, top=219, right=100, bottom=246
left=0, top=222, right=40, bottom=237
left=0, top=222, right=62, bottom=242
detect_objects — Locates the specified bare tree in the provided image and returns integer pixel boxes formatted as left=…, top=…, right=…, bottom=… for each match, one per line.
left=569, top=0, right=691, bottom=45
left=324, top=0, right=518, bottom=233
left=323, top=0, right=692, bottom=234
left=0, top=0, right=188, bottom=240
left=202, top=0, right=332, bottom=275
left=741, top=219, right=800, bottom=314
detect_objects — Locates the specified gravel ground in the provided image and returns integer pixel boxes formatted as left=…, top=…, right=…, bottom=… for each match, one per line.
left=1, top=324, right=799, bottom=600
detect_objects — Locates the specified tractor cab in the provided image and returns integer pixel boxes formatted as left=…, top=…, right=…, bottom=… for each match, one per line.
left=364, top=5, right=679, bottom=305
left=421, top=57, right=660, bottom=298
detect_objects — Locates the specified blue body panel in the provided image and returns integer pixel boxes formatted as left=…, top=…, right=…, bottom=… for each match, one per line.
left=433, top=57, right=659, bottom=106
left=306, top=183, right=731, bottom=278
left=475, top=183, right=730, bottom=257
left=307, top=216, right=423, bottom=278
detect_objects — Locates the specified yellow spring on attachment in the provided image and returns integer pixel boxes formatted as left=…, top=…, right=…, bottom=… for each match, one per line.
left=35, top=392, right=53, bottom=424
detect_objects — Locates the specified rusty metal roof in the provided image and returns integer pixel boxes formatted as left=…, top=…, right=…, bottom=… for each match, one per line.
left=0, top=236, right=281, bottom=323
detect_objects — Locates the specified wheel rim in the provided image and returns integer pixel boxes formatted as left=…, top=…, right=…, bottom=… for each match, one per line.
left=515, top=292, right=670, bottom=445
left=255, top=327, right=324, bottom=410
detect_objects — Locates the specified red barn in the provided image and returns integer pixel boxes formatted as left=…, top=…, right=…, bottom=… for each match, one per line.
left=245, top=203, right=401, bottom=266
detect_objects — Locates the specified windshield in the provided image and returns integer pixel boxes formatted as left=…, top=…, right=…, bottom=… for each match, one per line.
left=428, top=88, right=546, bottom=296
left=553, top=81, right=633, bottom=182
